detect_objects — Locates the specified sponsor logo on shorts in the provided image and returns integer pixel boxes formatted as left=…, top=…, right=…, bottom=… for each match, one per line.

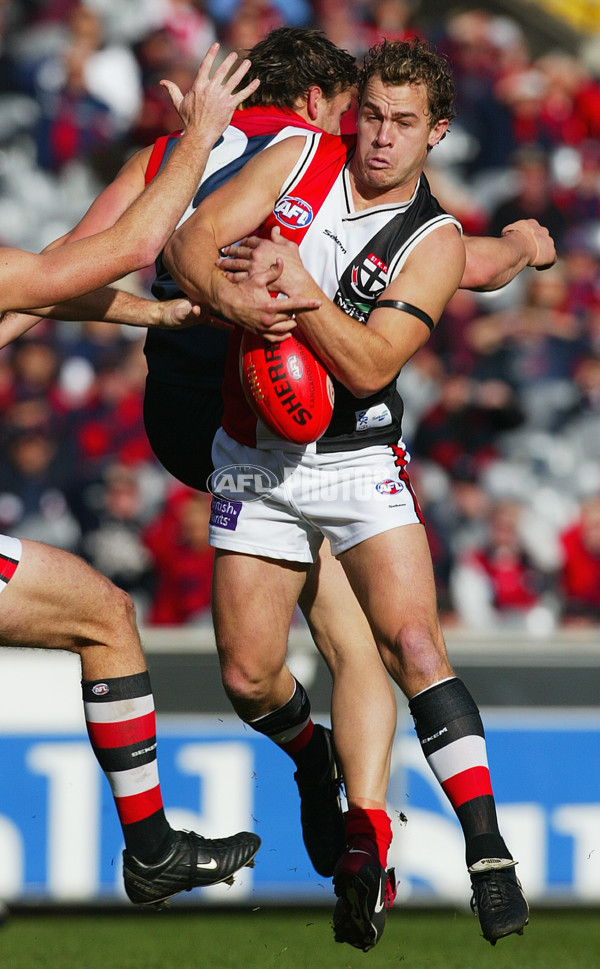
left=375, top=478, right=404, bottom=495
left=210, top=496, right=243, bottom=531
left=208, top=464, right=279, bottom=503
left=274, top=196, right=313, bottom=229
left=92, top=683, right=110, bottom=696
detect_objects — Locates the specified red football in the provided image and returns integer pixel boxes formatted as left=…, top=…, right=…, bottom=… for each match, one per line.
left=240, top=329, right=334, bottom=444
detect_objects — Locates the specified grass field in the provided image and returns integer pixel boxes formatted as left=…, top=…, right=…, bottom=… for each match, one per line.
left=0, top=907, right=598, bottom=969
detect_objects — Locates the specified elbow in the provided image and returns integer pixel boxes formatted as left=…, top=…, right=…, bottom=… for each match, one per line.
left=119, top=235, right=163, bottom=271
left=343, top=371, right=393, bottom=398
left=162, top=236, right=177, bottom=274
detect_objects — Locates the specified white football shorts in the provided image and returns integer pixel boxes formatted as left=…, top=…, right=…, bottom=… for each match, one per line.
left=0, top=534, right=22, bottom=592
left=209, top=427, right=423, bottom=562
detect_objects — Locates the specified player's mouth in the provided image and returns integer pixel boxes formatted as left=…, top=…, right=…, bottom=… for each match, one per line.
left=367, top=155, right=391, bottom=169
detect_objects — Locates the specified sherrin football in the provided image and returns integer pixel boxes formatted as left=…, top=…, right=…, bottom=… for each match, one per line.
left=240, top=329, right=334, bottom=444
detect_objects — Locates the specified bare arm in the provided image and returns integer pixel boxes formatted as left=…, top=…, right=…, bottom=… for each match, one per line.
left=245, top=224, right=465, bottom=396
left=226, top=217, right=557, bottom=297
left=163, top=137, right=321, bottom=336
left=29, top=290, right=201, bottom=326
left=0, top=147, right=154, bottom=344
left=462, top=219, right=556, bottom=291
left=0, top=44, right=259, bottom=315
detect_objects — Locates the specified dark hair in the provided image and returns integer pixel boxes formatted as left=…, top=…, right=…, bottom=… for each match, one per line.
left=358, top=38, right=456, bottom=128
left=241, top=27, right=357, bottom=109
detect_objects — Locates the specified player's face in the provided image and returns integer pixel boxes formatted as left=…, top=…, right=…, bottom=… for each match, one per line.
left=315, top=88, right=354, bottom=134
left=352, top=77, right=448, bottom=200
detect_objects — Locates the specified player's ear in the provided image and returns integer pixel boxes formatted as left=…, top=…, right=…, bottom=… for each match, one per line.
left=427, top=118, right=449, bottom=151
left=306, top=85, right=324, bottom=122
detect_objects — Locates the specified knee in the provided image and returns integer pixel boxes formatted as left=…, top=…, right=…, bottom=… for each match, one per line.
left=90, top=574, right=139, bottom=643
left=218, top=652, right=283, bottom=711
left=381, top=621, right=451, bottom=692
left=220, top=660, right=268, bottom=706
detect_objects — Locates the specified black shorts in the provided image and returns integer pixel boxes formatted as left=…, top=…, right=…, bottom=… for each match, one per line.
left=144, top=376, right=224, bottom=492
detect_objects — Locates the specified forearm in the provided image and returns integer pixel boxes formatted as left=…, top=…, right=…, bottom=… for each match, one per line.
left=289, top=273, right=398, bottom=397
left=112, top=130, right=218, bottom=270
left=462, top=220, right=556, bottom=291
left=0, top=311, right=43, bottom=348
left=462, top=233, right=532, bottom=291
left=165, top=225, right=309, bottom=336
left=30, top=288, right=161, bottom=327
left=165, top=222, right=223, bottom=309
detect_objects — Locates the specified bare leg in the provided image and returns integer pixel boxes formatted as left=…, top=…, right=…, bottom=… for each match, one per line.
left=212, top=547, right=347, bottom=877
left=212, top=549, right=306, bottom=719
left=298, top=542, right=395, bottom=808
left=0, top=539, right=146, bottom=678
left=340, top=524, right=453, bottom=697
left=340, top=524, right=528, bottom=944
left=0, top=539, right=260, bottom=896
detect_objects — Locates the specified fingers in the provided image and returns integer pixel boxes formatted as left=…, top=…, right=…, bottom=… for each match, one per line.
left=191, top=46, right=258, bottom=103
left=161, top=41, right=221, bottom=102
left=172, top=299, right=202, bottom=321
left=159, top=79, right=183, bottom=114
left=261, top=259, right=284, bottom=287
left=218, top=257, right=251, bottom=274
left=197, top=41, right=221, bottom=78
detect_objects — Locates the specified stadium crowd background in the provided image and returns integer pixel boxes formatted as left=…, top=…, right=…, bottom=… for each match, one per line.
left=0, top=0, right=598, bottom=632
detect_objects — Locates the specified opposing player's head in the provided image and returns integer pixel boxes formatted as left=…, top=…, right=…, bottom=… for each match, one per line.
left=241, top=27, right=357, bottom=133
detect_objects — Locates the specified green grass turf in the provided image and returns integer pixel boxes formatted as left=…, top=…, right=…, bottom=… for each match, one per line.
left=0, top=907, right=598, bottom=969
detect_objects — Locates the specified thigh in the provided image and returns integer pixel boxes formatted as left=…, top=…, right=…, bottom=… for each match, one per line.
left=212, top=548, right=308, bottom=679
left=339, top=523, right=453, bottom=694
left=0, top=538, right=137, bottom=652
left=144, top=377, right=223, bottom=491
left=298, top=540, right=379, bottom=672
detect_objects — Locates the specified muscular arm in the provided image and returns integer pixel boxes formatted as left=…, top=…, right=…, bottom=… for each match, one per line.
left=164, top=137, right=322, bottom=335
left=462, top=219, right=556, bottom=291
left=166, top=136, right=465, bottom=396
left=250, top=224, right=465, bottom=396
left=0, top=44, right=259, bottom=315
left=0, top=147, right=153, bottom=344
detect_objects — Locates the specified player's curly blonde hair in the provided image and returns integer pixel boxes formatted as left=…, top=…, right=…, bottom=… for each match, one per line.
left=358, top=38, right=456, bottom=131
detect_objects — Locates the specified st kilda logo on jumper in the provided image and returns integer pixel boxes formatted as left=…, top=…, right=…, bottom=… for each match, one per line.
left=335, top=209, right=410, bottom=318
left=350, top=252, right=388, bottom=300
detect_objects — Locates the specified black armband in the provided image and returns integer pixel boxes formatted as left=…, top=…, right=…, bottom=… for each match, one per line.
left=374, top=300, right=435, bottom=332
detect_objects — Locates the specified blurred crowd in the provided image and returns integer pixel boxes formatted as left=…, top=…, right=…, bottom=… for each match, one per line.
left=0, top=0, right=598, bottom=630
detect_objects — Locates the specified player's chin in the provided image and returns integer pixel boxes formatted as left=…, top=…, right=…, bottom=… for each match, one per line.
left=364, top=165, right=395, bottom=187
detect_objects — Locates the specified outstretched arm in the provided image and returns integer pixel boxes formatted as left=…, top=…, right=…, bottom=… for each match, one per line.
left=0, top=146, right=154, bottom=345
left=0, top=44, right=259, bottom=314
left=462, top=219, right=556, bottom=291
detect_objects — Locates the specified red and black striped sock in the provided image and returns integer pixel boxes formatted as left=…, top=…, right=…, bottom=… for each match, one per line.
left=247, top=678, right=321, bottom=769
left=409, top=677, right=510, bottom=869
left=82, top=671, right=171, bottom=863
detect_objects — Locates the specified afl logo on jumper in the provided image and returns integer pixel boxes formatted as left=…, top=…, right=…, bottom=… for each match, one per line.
left=351, top=252, right=388, bottom=299
left=274, top=196, right=313, bottom=229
